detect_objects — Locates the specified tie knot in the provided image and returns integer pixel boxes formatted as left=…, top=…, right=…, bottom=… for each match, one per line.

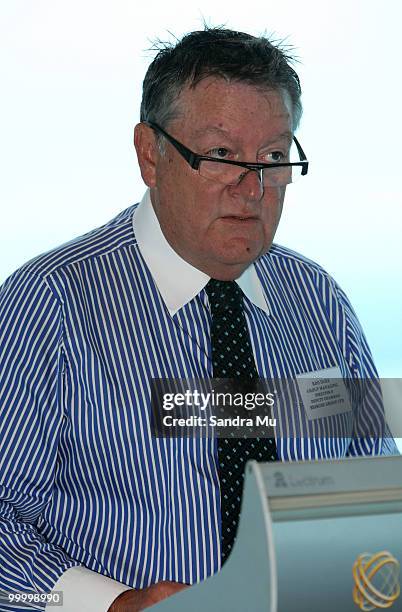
left=205, top=279, right=244, bottom=315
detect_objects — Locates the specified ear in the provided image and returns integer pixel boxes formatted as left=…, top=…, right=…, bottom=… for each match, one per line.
left=134, top=123, right=159, bottom=187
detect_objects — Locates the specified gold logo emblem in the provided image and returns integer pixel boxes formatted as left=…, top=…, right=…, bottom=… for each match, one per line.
left=353, top=551, right=400, bottom=610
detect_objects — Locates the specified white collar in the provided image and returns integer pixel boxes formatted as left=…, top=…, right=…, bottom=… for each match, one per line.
left=133, top=190, right=270, bottom=317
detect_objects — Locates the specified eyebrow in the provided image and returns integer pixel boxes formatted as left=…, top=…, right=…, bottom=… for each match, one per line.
left=193, top=126, right=230, bottom=138
left=193, top=127, right=294, bottom=145
left=270, top=131, right=293, bottom=145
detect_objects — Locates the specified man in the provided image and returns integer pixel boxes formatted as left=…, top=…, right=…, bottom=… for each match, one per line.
left=0, top=27, right=396, bottom=612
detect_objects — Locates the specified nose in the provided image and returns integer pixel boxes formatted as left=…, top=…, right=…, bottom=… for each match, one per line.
left=230, top=168, right=264, bottom=201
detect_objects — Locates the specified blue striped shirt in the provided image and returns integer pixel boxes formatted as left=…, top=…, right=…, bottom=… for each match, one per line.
left=0, top=192, right=397, bottom=604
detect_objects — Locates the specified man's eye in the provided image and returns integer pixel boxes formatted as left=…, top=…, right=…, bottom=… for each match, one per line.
left=265, top=151, right=285, bottom=163
left=207, top=147, right=230, bottom=159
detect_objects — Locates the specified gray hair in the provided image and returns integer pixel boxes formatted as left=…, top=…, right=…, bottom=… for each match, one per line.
left=140, top=27, right=303, bottom=136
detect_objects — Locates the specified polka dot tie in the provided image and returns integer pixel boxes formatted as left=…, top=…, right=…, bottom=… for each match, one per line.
left=205, top=278, right=278, bottom=563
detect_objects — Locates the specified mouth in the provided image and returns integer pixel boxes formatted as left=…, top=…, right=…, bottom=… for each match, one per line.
left=221, top=215, right=258, bottom=222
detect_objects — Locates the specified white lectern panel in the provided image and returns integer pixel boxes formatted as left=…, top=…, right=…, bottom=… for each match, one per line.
left=152, top=456, right=402, bottom=611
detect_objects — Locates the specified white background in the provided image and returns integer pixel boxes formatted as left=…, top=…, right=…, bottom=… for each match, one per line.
left=1, top=2, right=401, bottom=389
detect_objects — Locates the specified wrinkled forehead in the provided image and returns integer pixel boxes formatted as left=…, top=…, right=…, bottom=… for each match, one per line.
left=169, top=77, right=294, bottom=140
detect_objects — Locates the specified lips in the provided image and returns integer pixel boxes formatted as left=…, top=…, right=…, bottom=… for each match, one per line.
left=222, top=215, right=258, bottom=221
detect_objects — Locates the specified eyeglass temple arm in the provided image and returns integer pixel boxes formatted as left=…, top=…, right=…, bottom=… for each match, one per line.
left=293, top=135, right=308, bottom=175
left=145, top=121, right=198, bottom=167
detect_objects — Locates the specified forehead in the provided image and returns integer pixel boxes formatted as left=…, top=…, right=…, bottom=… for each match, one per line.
left=171, top=77, right=293, bottom=140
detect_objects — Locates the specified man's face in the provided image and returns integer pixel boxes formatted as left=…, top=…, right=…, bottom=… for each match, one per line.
left=135, top=77, right=294, bottom=280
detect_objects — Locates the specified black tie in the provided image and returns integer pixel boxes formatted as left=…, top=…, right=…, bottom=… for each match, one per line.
left=205, top=278, right=278, bottom=563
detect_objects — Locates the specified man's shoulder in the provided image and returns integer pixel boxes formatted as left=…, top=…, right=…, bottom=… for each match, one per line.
left=13, top=204, right=139, bottom=282
left=257, top=243, right=346, bottom=305
left=261, top=243, right=334, bottom=281
left=257, top=243, right=362, bottom=327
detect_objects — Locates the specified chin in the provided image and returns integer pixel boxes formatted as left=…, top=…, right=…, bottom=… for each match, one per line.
left=208, top=254, right=259, bottom=279
left=222, top=243, right=265, bottom=264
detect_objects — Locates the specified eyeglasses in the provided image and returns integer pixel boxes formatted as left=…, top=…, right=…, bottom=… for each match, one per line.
left=145, top=121, right=309, bottom=188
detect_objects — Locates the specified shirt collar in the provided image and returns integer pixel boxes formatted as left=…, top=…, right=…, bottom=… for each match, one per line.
left=133, top=190, right=270, bottom=317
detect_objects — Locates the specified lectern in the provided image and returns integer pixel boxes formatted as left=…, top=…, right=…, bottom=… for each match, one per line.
left=153, top=455, right=402, bottom=611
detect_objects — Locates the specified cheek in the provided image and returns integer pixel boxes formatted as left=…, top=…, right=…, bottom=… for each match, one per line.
left=157, top=156, right=227, bottom=231
left=261, top=191, right=285, bottom=239
left=262, top=189, right=284, bottom=220
left=181, top=179, right=224, bottom=225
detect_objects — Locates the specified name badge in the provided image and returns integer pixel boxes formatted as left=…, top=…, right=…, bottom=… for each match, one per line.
left=296, top=366, right=352, bottom=421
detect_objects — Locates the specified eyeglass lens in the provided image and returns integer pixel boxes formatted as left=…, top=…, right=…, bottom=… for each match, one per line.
left=199, top=161, right=302, bottom=187
left=198, top=141, right=302, bottom=187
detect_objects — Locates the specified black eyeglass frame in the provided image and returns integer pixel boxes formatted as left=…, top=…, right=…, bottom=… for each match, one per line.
left=145, top=120, right=309, bottom=179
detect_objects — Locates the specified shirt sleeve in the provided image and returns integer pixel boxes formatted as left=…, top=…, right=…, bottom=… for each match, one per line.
left=0, top=267, right=130, bottom=612
left=331, top=281, right=399, bottom=457
left=0, top=267, right=79, bottom=608
left=46, top=566, right=130, bottom=612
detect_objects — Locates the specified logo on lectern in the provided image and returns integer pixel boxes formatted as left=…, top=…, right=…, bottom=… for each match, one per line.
left=352, top=550, right=400, bottom=610
left=273, top=472, right=288, bottom=488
